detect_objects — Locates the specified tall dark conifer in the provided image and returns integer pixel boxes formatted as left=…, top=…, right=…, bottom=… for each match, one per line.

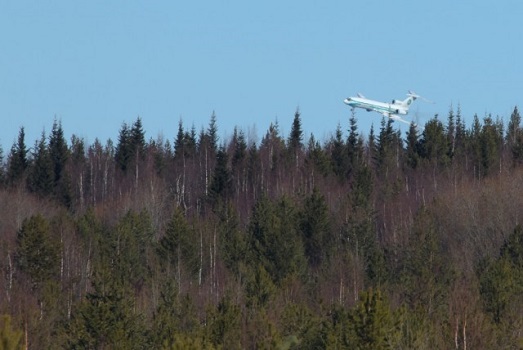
left=27, top=132, right=54, bottom=197
left=115, top=122, right=132, bottom=171
left=7, top=127, right=28, bottom=185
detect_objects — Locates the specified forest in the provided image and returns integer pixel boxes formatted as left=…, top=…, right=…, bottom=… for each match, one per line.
left=0, top=105, right=522, bottom=349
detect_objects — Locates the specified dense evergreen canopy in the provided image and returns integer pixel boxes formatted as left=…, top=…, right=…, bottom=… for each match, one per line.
left=1, top=107, right=523, bottom=348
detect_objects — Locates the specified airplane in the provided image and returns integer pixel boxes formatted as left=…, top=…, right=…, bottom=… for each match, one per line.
left=343, top=91, right=428, bottom=126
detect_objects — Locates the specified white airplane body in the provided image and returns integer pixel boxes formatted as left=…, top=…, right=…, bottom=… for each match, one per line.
left=344, top=91, right=421, bottom=125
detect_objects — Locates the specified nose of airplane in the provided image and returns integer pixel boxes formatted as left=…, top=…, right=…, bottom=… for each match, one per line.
left=343, top=98, right=351, bottom=105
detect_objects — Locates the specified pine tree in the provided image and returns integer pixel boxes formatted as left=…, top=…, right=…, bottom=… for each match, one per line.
left=0, top=315, right=24, bottom=350
left=299, top=187, right=332, bottom=267
left=248, top=195, right=305, bottom=284
left=7, top=127, right=28, bottom=185
left=16, top=214, right=60, bottom=289
left=0, top=145, right=5, bottom=186
left=405, top=122, right=421, bottom=169
left=49, top=119, right=69, bottom=186
left=27, top=132, right=54, bottom=197
left=349, top=288, right=399, bottom=350
left=480, top=115, right=502, bottom=176
left=330, top=123, right=348, bottom=179
left=115, top=122, right=132, bottom=171
left=288, top=107, right=303, bottom=168
left=506, top=106, right=523, bottom=165
left=208, top=145, right=232, bottom=204
left=130, top=117, right=146, bottom=160
left=205, top=294, right=242, bottom=349
left=419, top=116, right=450, bottom=167
left=347, top=111, right=363, bottom=174
left=158, top=207, right=199, bottom=278
left=207, top=111, right=219, bottom=153
left=305, top=134, right=330, bottom=178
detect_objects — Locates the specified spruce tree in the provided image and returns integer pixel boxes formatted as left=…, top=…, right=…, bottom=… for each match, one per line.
left=27, top=132, right=54, bottom=197
left=16, top=214, right=60, bottom=289
left=7, top=127, right=28, bottom=185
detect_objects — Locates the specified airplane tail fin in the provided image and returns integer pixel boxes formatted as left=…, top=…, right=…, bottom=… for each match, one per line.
left=401, top=91, right=418, bottom=107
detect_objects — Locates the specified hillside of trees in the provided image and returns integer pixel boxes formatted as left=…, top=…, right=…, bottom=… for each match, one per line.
left=0, top=106, right=523, bottom=349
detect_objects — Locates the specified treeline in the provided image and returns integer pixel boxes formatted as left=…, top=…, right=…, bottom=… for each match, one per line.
left=0, top=106, right=522, bottom=348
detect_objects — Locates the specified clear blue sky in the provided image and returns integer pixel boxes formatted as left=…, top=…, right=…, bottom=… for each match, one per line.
left=1, top=1, right=523, bottom=150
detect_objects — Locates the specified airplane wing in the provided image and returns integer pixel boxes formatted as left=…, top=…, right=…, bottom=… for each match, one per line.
left=357, top=93, right=365, bottom=98
left=385, top=113, right=412, bottom=126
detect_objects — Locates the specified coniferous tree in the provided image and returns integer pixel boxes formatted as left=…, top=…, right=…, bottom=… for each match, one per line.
left=0, top=314, right=24, bottom=350
left=115, top=122, right=132, bottom=171
left=400, top=207, right=453, bottom=315
left=64, top=270, right=146, bottom=349
left=130, top=117, right=146, bottom=161
left=248, top=195, right=305, bottom=284
left=349, top=288, right=399, bottom=350
left=217, top=203, right=246, bottom=276
left=330, top=123, right=348, bottom=180
left=0, top=145, right=5, bottom=186
left=405, top=122, right=421, bottom=169
left=468, top=114, right=483, bottom=177
left=506, top=106, right=523, bottom=165
left=158, top=207, right=199, bottom=278
left=49, top=120, right=73, bottom=207
left=16, top=214, right=60, bottom=289
left=348, top=111, right=364, bottom=175
left=7, top=127, right=28, bottom=185
left=27, top=132, right=54, bottom=197
left=208, top=144, right=232, bottom=204
left=299, top=187, right=332, bottom=268
left=230, top=127, right=247, bottom=198
left=480, top=115, right=503, bottom=176
left=49, top=119, right=69, bottom=186
left=288, top=108, right=303, bottom=168
left=174, top=119, right=185, bottom=160
left=112, top=210, right=153, bottom=288
left=418, top=116, right=449, bottom=167
left=205, top=294, right=242, bottom=349
left=207, top=111, right=219, bottom=154
left=478, top=225, right=523, bottom=325
left=374, top=118, right=397, bottom=176
left=305, top=134, right=330, bottom=176
left=446, top=106, right=456, bottom=159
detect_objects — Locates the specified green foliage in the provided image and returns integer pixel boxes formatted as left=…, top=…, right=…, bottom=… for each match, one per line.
left=419, top=116, right=450, bottom=167
left=405, top=122, right=421, bottom=169
left=248, top=195, right=306, bottom=284
left=346, top=166, right=385, bottom=286
left=399, top=207, right=453, bottom=315
left=6, top=108, right=523, bottom=348
left=0, top=315, right=24, bottom=350
left=287, top=108, right=303, bottom=168
left=208, top=145, right=232, bottom=204
left=7, top=127, right=28, bottom=185
left=158, top=207, right=199, bottom=277
left=97, top=210, right=154, bottom=289
left=349, top=288, right=400, bottom=350
left=507, top=106, right=523, bottom=165
left=479, top=115, right=503, bottom=176
left=330, top=123, right=348, bottom=179
left=299, top=187, right=332, bottom=267
left=479, top=225, right=523, bottom=324
left=305, top=134, right=330, bottom=177
left=205, top=294, right=241, bottom=350
left=16, top=214, right=60, bottom=288
left=244, top=264, right=276, bottom=309
left=27, top=132, right=54, bottom=197
left=64, top=273, right=147, bottom=349
left=217, top=204, right=246, bottom=276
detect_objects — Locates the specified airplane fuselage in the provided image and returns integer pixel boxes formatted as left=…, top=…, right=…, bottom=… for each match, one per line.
left=343, top=97, right=407, bottom=116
